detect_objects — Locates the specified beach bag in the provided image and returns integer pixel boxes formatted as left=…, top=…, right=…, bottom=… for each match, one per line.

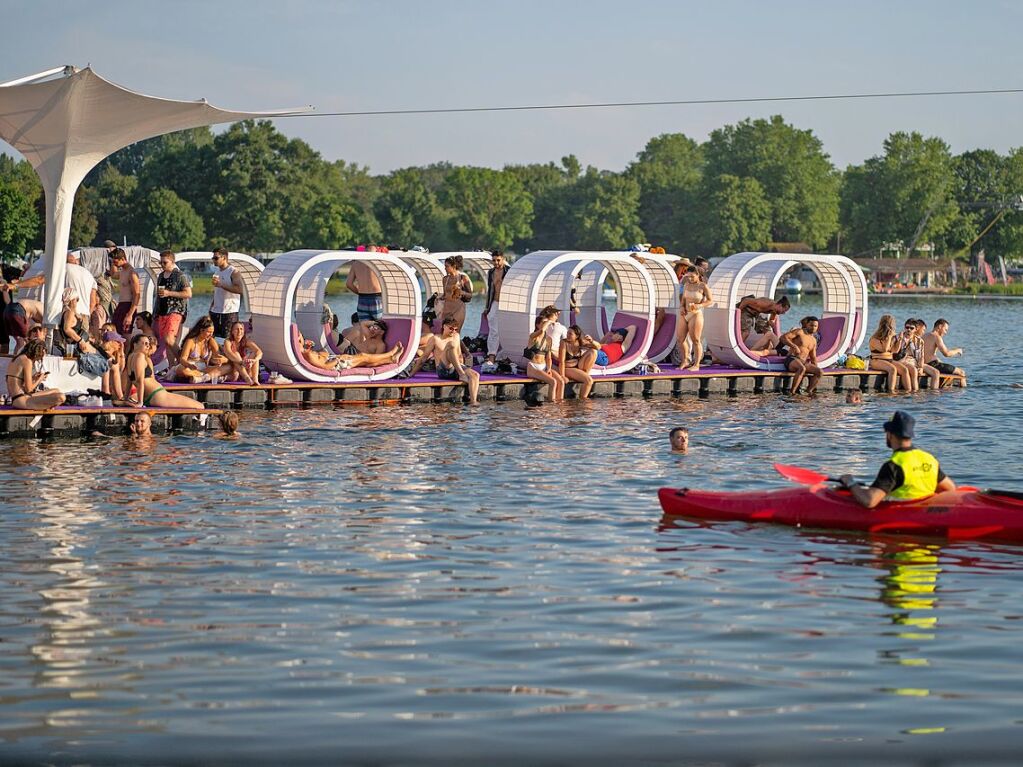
left=77, top=351, right=110, bottom=376
left=844, top=354, right=866, bottom=370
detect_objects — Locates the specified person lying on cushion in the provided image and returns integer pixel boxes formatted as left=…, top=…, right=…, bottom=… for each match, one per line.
left=594, top=325, right=636, bottom=366
left=300, top=331, right=403, bottom=371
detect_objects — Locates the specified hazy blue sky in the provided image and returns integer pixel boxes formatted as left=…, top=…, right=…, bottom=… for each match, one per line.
left=3, top=0, right=1022, bottom=172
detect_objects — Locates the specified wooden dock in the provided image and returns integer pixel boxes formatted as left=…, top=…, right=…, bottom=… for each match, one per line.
left=0, top=365, right=965, bottom=439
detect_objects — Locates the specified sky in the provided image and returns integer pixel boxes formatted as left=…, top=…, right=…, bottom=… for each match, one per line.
left=2, top=0, right=1023, bottom=174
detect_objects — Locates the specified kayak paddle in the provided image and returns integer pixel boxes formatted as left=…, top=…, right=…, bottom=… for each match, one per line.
left=773, top=463, right=839, bottom=485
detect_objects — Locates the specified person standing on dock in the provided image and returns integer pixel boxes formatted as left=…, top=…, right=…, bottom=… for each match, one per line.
left=402, top=316, right=480, bottom=404
left=111, top=248, right=140, bottom=336
left=483, top=250, right=509, bottom=355
left=346, top=256, right=384, bottom=321
left=780, top=316, right=822, bottom=395
left=210, top=247, right=242, bottom=338
left=153, top=251, right=192, bottom=367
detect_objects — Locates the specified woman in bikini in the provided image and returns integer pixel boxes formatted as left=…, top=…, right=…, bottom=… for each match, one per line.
left=223, top=321, right=263, bottom=385
left=170, top=316, right=232, bottom=383
left=124, top=334, right=204, bottom=410
left=676, top=266, right=714, bottom=370
left=523, top=315, right=565, bottom=402
left=558, top=325, right=597, bottom=399
left=868, top=314, right=914, bottom=393
left=5, top=340, right=64, bottom=410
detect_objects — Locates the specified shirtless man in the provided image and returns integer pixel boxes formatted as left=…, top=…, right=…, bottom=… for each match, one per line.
left=923, top=318, right=965, bottom=384
left=780, top=316, right=822, bottom=395
left=1, top=288, right=43, bottom=354
left=482, top=250, right=508, bottom=355
left=736, top=295, right=790, bottom=354
left=346, top=260, right=384, bottom=321
left=405, top=316, right=480, bottom=404
left=337, top=318, right=390, bottom=356
left=110, top=249, right=141, bottom=335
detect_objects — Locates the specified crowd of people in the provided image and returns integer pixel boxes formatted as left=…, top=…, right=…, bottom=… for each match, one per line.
left=1, top=245, right=969, bottom=415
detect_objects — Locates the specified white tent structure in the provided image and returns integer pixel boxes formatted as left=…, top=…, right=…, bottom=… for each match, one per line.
left=248, top=250, right=421, bottom=383
left=392, top=250, right=446, bottom=311
left=703, top=252, right=868, bottom=371
left=574, top=253, right=681, bottom=363
left=0, top=65, right=308, bottom=330
left=497, top=251, right=656, bottom=375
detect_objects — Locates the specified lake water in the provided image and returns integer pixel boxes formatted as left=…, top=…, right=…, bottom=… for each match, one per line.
left=1, top=296, right=1022, bottom=764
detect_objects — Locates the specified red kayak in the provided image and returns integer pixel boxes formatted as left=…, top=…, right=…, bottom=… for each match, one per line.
left=659, top=469, right=1023, bottom=543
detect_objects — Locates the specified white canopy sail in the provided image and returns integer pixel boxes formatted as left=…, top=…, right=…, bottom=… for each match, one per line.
left=0, top=65, right=309, bottom=327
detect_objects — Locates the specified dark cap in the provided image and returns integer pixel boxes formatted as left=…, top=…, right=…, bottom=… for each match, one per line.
left=883, top=410, right=915, bottom=439
left=103, top=239, right=117, bottom=248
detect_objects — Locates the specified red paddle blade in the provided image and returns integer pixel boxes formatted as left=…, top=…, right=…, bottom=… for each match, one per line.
left=774, top=463, right=830, bottom=485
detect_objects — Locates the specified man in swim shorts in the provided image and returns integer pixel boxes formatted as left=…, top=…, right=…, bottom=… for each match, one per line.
left=839, top=410, right=956, bottom=508
left=404, top=316, right=480, bottom=404
left=922, top=318, right=965, bottom=382
left=346, top=258, right=384, bottom=321
left=779, top=316, right=822, bottom=395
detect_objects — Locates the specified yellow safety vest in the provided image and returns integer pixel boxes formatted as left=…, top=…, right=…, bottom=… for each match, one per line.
left=889, top=449, right=939, bottom=501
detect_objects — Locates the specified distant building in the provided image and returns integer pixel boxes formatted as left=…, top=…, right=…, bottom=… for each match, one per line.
left=853, top=257, right=953, bottom=289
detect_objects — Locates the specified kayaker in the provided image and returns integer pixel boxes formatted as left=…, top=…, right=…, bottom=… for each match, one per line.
left=839, top=410, right=956, bottom=508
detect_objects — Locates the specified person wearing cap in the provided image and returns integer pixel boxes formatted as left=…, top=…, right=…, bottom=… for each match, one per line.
left=839, top=411, right=956, bottom=508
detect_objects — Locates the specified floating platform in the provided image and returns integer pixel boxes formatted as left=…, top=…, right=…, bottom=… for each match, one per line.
left=0, top=405, right=222, bottom=439
left=0, top=365, right=966, bottom=438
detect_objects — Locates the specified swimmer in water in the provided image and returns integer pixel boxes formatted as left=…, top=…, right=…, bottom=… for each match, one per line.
left=846, top=389, right=863, bottom=404
left=669, top=427, right=689, bottom=454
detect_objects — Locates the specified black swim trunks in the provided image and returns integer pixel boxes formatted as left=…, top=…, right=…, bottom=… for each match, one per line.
left=437, top=364, right=460, bottom=381
left=926, top=360, right=957, bottom=375
left=784, top=354, right=803, bottom=369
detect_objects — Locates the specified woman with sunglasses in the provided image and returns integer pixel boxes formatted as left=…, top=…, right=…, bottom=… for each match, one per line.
left=124, top=334, right=204, bottom=410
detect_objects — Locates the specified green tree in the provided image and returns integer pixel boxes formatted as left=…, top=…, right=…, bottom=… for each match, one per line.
left=568, top=169, right=645, bottom=250
left=627, top=134, right=703, bottom=253
left=0, top=156, right=44, bottom=248
left=70, top=185, right=98, bottom=247
left=947, top=148, right=1023, bottom=259
left=840, top=132, right=958, bottom=255
left=704, top=116, right=839, bottom=248
left=694, top=174, right=772, bottom=257
left=374, top=168, right=440, bottom=247
left=505, top=156, right=580, bottom=251
left=90, top=165, right=140, bottom=244
left=139, top=188, right=205, bottom=251
left=0, top=180, right=38, bottom=258
left=440, top=167, right=532, bottom=249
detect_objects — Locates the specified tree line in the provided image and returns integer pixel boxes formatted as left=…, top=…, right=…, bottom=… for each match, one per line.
left=0, top=115, right=1021, bottom=262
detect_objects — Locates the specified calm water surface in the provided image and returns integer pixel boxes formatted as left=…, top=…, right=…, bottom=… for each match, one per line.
left=1, top=297, right=1022, bottom=764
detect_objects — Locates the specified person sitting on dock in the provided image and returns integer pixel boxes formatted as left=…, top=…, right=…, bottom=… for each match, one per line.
left=780, top=316, right=822, bottom=395
left=839, top=410, right=956, bottom=508
left=5, top=340, right=65, bottom=410
left=522, top=314, right=565, bottom=402
left=902, top=319, right=941, bottom=392
left=403, top=316, right=480, bottom=404
left=868, top=314, right=914, bottom=393
left=124, top=334, right=205, bottom=411
left=595, top=325, right=636, bottom=367
left=923, top=319, right=965, bottom=384
left=337, top=317, right=392, bottom=357
left=222, top=321, right=263, bottom=386
left=300, top=332, right=403, bottom=372
left=170, top=316, right=232, bottom=384
left=559, top=325, right=597, bottom=399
